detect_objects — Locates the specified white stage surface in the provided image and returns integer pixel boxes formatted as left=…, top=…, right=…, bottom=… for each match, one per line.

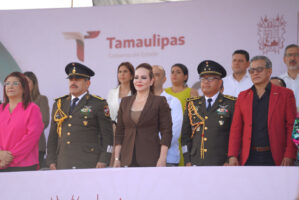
left=0, top=166, right=298, bottom=200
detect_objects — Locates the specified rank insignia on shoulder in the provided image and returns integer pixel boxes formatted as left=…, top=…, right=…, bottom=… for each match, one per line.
left=186, top=96, right=203, bottom=102
left=54, top=94, right=69, bottom=101
left=104, top=105, right=110, bottom=117
left=91, top=94, right=104, bottom=101
left=223, top=95, right=237, bottom=101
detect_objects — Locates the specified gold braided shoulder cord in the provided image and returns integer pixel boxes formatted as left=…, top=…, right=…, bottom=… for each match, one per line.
left=187, top=101, right=206, bottom=159
left=53, top=99, right=68, bottom=138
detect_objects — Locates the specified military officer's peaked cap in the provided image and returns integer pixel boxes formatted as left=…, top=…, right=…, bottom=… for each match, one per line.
left=197, top=60, right=226, bottom=78
left=65, top=62, right=95, bottom=79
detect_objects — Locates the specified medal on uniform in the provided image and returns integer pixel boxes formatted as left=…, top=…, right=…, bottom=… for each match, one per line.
left=81, top=106, right=92, bottom=114
left=219, top=120, right=224, bottom=126
left=217, top=105, right=228, bottom=115
left=83, top=121, right=88, bottom=126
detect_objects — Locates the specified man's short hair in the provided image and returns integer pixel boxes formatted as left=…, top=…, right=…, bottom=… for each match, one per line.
left=152, top=65, right=166, bottom=77
left=233, top=50, right=250, bottom=61
left=284, top=44, right=299, bottom=56
left=250, top=55, right=272, bottom=69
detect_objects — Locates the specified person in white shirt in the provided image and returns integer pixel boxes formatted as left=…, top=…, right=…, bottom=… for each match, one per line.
left=153, top=65, right=183, bottom=166
left=279, top=44, right=299, bottom=111
left=107, top=62, right=136, bottom=123
left=107, top=62, right=136, bottom=166
left=223, top=50, right=252, bottom=97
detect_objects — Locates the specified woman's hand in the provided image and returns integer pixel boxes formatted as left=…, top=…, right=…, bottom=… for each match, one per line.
left=113, top=160, right=121, bottom=168
left=156, top=157, right=167, bottom=167
left=49, top=163, right=57, bottom=170
left=0, top=151, right=13, bottom=168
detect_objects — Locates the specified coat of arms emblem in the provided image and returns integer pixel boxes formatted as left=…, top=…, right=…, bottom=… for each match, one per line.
left=257, top=15, right=286, bottom=54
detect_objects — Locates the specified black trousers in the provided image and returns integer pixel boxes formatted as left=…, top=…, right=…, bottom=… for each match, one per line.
left=0, top=164, right=38, bottom=172
left=245, top=150, right=275, bottom=166
left=38, top=151, right=45, bottom=168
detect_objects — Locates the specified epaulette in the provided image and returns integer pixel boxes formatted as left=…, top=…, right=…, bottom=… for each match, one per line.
left=223, top=95, right=237, bottom=101
left=186, top=96, right=203, bottom=102
left=91, top=94, right=105, bottom=101
left=54, top=94, right=69, bottom=101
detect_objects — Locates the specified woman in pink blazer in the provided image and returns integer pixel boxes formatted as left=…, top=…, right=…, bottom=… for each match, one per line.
left=113, top=63, right=172, bottom=167
left=0, top=72, right=43, bottom=172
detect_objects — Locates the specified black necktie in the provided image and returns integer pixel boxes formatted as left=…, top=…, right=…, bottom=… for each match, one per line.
left=207, top=98, right=212, bottom=111
left=69, top=97, right=79, bottom=114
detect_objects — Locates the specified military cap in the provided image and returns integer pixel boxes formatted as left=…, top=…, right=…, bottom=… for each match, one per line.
left=65, top=62, right=95, bottom=79
left=197, top=60, right=226, bottom=78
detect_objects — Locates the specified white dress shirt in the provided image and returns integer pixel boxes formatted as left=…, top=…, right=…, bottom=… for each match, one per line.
left=107, top=86, right=131, bottom=122
left=160, top=91, right=183, bottom=164
left=223, top=73, right=252, bottom=97
left=205, top=92, right=219, bottom=109
left=280, top=72, right=299, bottom=111
left=71, top=92, right=87, bottom=105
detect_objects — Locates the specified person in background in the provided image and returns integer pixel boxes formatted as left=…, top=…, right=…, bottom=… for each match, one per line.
left=107, top=62, right=136, bottom=124
left=165, top=63, right=198, bottom=166
left=223, top=50, right=252, bottom=97
left=165, top=63, right=198, bottom=111
left=228, top=56, right=297, bottom=166
left=47, top=62, right=113, bottom=169
left=279, top=44, right=299, bottom=111
left=0, top=72, right=43, bottom=172
left=113, top=63, right=172, bottom=167
left=153, top=65, right=183, bottom=166
left=181, top=60, right=236, bottom=166
left=292, top=112, right=299, bottom=166
left=24, top=71, right=49, bottom=168
left=107, top=62, right=136, bottom=166
left=270, top=77, right=286, bottom=87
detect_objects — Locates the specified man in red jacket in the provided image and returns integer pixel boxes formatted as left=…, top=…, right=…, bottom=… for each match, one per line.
left=228, top=55, right=297, bottom=166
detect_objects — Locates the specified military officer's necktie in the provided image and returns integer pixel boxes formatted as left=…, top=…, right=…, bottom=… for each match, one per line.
left=69, top=97, right=79, bottom=114
left=207, top=98, right=212, bottom=111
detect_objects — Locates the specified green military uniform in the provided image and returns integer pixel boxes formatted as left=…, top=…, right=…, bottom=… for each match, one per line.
left=46, top=62, right=113, bottom=169
left=181, top=94, right=236, bottom=165
left=181, top=59, right=236, bottom=166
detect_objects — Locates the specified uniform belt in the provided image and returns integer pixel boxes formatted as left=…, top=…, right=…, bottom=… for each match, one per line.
left=252, top=146, right=270, bottom=152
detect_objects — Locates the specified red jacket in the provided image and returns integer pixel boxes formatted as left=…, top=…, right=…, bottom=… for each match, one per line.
left=228, top=83, right=297, bottom=165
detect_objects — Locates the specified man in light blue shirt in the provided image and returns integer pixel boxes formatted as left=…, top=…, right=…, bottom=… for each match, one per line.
left=153, top=65, right=183, bottom=166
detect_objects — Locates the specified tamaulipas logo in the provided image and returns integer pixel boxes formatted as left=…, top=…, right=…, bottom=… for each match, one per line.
left=63, top=31, right=186, bottom=61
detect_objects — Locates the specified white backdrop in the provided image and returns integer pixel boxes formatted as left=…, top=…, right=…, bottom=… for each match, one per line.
left=0, top=0, right=298, bottom=101
left=0, top=0, right=298, bottom=136
left=0, top=167, right=298, bottom=200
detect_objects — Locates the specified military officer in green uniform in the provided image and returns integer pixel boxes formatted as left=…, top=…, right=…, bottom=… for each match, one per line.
left=181, top=60, right=236, bottom=166
left=47, top=62, right=113, bottom=169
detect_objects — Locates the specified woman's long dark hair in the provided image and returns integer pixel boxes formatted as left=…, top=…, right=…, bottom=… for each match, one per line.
left=24, top=71, right=41, bottom=101
left=2, top=72, right=31, bottom=110
left=135, top=63, right=154, bottom=93
left=117, top=62, right=136, bottom=95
